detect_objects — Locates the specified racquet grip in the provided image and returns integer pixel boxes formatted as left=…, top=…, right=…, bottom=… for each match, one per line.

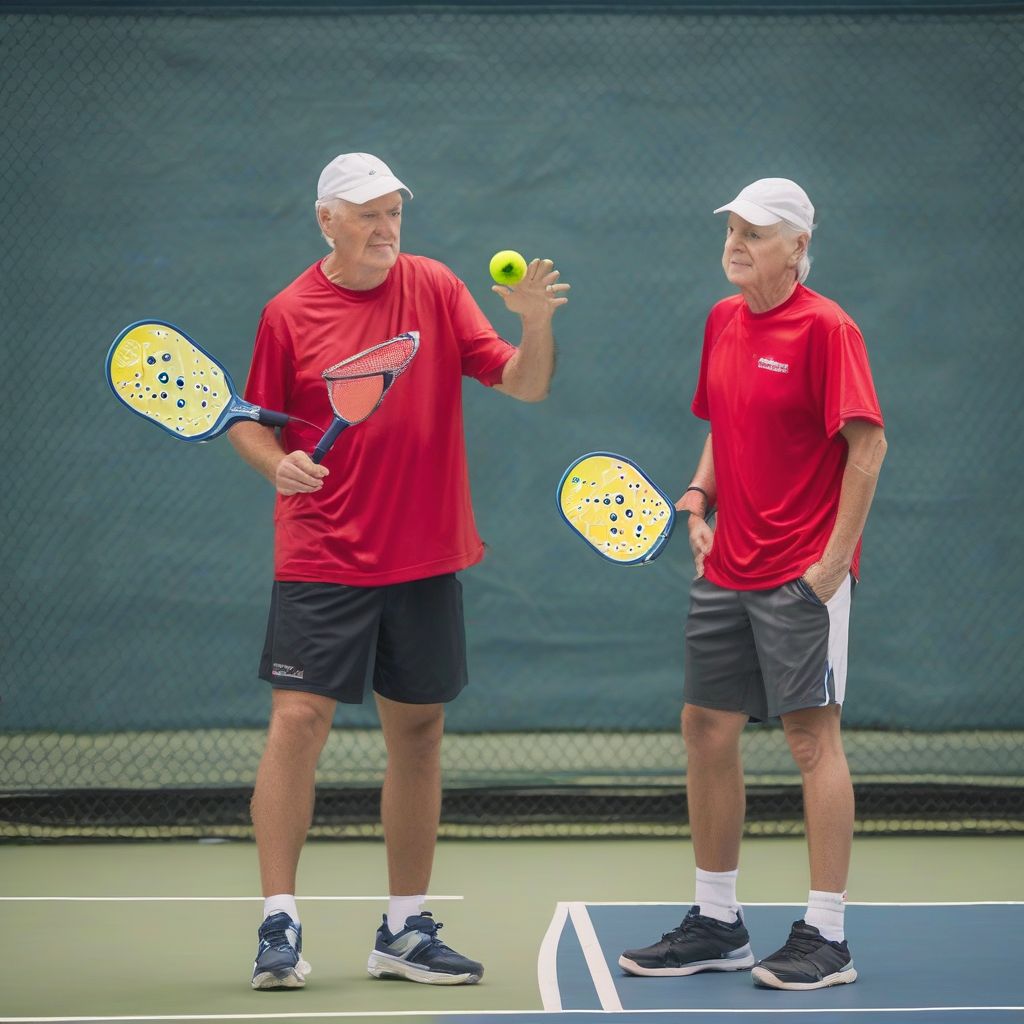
left=257, top=409, right=290, bottom=428
left=311, top=419, right=348, bottom=464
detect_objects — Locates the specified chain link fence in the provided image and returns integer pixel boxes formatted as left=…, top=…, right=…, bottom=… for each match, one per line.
left=2, top=1, right=1022, bottom=838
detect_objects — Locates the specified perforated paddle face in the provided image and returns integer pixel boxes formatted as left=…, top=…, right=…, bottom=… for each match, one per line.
left=107, top=322, right=233, bottom=439
left=558, top=453, right=675, bottom=565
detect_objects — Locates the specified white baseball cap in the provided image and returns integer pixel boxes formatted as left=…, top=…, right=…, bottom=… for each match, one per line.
left=316, top=152, right=412, bottom=205
left=714, top=178, right=814, bottom=234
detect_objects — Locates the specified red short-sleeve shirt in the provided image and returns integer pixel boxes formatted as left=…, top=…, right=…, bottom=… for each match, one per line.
left=243, top=254, right=516, bottom=586
left=692, top=284, right=884, bottom=590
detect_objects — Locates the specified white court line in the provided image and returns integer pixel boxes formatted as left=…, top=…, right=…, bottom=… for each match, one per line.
left=582, top=900, right=1024, bottom=907
left=567, top=902, right=622, bottom=1013
left=0, top=896, right=462, bottom=903
left=537, top=900, right=568, bottom=1012
left=4, top=1008, right=1024, bottom=1022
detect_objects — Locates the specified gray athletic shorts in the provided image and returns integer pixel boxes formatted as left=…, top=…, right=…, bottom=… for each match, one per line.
left=683, top=574, right=854, bottom=722
left=258, top=574, right=468, bottom=705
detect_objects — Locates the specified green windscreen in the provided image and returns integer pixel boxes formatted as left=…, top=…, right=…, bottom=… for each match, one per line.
left=1, top=0, right=1021, bottom=839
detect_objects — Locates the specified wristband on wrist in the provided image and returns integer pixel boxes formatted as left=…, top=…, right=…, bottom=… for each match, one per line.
left=681, top=485, right=709, bottom=519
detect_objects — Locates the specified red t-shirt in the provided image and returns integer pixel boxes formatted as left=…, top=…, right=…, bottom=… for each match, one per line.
left=692, top=284, right=884, bottom=590
left=243, top=254, right=516, bottom=586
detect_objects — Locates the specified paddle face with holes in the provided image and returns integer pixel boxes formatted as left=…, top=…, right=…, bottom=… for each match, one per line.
left=106, top=320, right=290, bottom=441
left=557, top=452, right=676, bottom=565
left=311, top=331, right=420, bottom=464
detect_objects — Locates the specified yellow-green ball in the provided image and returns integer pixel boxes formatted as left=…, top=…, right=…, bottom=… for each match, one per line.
left=489, top=250, right=527, bottom=285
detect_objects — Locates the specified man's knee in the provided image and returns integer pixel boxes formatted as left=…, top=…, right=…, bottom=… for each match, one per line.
left=782, top=707, right=843, bottom=775
left=269, top=691, right=335, bottom=747
left=682, top=704, right=745, bottom=759
left=380, top=701, right=445, bottom=760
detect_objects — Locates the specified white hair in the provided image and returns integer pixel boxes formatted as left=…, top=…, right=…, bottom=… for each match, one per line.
left=778, top=219, right=814, bottom=284
left=314, top=197, right=348, bottom=249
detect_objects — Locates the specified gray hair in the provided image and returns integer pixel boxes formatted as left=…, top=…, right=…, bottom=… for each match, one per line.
left=314, top=197, right=347, bottom=249
left=778, top=219, right=814, bottom=284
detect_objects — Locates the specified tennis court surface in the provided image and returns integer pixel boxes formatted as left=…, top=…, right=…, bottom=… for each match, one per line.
left=2, top=838, right=1021, bottom=1023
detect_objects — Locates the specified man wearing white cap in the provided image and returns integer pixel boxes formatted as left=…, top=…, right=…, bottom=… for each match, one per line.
left=619, top=179, right=887, bottom=991
left=230, top=152, right=569, bottom=991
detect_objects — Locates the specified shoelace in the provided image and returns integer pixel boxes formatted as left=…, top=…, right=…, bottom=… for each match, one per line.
left=773, top=929, right=823, bottom=957
left=260, top=923, right=296, bottom=951
left=406, top=917, right=462, bottom=955
left=662, top=909, right=715, bottom=942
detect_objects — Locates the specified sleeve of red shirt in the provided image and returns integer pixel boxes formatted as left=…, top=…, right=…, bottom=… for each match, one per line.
left=690, top=311, right=716, bottom=421
left=822, top=319, right=885, bottom=439
left=447, top=276, right=516, bottom=387
left=242, top=307, right=293, bottom=411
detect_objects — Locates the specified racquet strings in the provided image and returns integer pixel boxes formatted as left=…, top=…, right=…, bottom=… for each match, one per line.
left=327, top=374, right=386, bottom=424
left=321, top=332, right=419, bottom=426
left=324, top=334, right=418, bottom=379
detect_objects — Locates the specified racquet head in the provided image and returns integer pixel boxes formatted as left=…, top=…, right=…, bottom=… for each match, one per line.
left=106, top=320, right=240, bottom=441
left=557, top=452, right=676, bottom=566
left=321, top=330, right=419, bottom=426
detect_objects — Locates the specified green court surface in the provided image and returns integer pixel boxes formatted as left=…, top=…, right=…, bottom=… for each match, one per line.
left=1, top=835, right=1021, bottom=1022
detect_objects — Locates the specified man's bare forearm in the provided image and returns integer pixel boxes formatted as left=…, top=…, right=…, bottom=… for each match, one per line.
left=496, top=315, right=556, bottom=403
left=677, top=433, right=716, bottom=516
left=229, top=421, right=286, bottom=486
left=818, top=420, right=888, bottom=579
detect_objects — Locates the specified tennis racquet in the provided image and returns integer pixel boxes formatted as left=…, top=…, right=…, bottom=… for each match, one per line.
left=311, top=331, right=420, bottom=463
left=106, top=320, right=293, bottom=441
left=557, top=452, right=677, bottom=566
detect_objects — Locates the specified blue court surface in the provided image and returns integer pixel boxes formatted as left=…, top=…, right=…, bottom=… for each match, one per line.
left=528, top=901, right=1023, bottom=1023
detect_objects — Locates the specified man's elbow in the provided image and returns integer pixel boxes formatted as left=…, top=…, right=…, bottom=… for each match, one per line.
left=517, top=383, right=550, bottom=403
left=850, top=426, right=887, bottom=477
left=496, top=375, right=551, bottom=403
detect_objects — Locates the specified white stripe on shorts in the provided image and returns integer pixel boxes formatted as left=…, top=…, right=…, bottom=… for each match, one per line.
left=823, top=574, right=853, bottom=706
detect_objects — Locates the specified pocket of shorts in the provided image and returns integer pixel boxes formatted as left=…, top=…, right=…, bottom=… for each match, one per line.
left=793, top=576, right=826, bottom=607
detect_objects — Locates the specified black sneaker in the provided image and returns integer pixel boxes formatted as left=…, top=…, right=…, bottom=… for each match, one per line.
left=618, top=905, right=755, bottom=977
left=752, top=920, right=857, bottom=990
left=367, top=912, right=483, bottom=985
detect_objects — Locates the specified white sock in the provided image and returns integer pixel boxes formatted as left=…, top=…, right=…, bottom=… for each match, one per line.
left=263, top=893, right=299, bottom=924
left=695, top=868, right=739, bottom=924
left=387, top=895, right=425, bottom=935
left=805, top=889, right=846, bottom=942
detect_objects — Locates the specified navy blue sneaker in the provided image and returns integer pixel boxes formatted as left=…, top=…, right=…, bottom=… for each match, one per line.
left=367, top=912, right=483, bottom=985
left=251, top=911, right=311, bottom=990
left=618, top=905, right=755, bottom=977
left=752, top=920, right=857, bottom=990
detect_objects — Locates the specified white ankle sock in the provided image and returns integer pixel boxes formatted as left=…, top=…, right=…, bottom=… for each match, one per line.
left=695, top=868, right=739, bottom=924
left=805, top=889, right=846, bottom=942
left=263, top=893, right=299, bottom=924
left=387, top=895, right=425, bottom=935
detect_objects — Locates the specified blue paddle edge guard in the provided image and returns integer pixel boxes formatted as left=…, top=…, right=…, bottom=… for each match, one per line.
left=556, top=451, right=677, bottom=567
left=105, top=318, right=290, bottom=443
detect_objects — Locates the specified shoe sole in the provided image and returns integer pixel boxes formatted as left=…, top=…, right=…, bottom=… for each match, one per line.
left=251, top=959, right=312, bottom=990
left=751, top=964, right=857, bottom=990
left=367, top=951, right=482, bottom=985
left=618, top=946, right=755, bottom=977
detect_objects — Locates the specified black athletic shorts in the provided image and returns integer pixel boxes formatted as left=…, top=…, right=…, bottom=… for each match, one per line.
left=258, top=574, right=468, bottom=705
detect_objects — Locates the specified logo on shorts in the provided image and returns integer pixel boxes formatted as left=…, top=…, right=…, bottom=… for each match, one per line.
left=757, top=356, right=789, bottom=374
left=272, top=662, right=305, bottom=680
